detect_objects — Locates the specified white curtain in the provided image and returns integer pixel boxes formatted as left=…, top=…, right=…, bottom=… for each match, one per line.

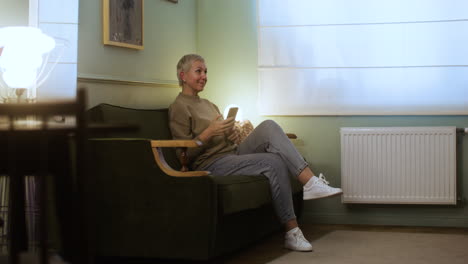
left=257, top=0, right=468, bottom=115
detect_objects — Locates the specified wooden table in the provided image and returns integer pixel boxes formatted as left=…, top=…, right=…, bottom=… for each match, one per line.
left=0, top=116, right=138, bottom=264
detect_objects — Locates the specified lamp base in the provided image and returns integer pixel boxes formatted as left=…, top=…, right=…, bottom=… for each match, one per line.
left=2, top=88, right=36, bottom=103
left=15, top=88, right=26, bottom=103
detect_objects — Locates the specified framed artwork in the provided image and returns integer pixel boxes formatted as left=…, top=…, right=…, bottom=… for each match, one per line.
left=103, top=0, right=144, bottom=50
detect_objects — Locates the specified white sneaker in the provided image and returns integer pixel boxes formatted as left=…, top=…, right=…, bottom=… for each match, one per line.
left=284, top=227, right=313, bottom=252
left=303, top=173, right=343, bottom=200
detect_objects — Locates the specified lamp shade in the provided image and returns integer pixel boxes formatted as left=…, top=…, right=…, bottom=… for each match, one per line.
left=0, top=27, right=55, bottom=90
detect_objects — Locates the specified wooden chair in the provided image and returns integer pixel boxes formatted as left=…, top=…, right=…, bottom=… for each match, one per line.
left=0, top=88, right=89, bottom=264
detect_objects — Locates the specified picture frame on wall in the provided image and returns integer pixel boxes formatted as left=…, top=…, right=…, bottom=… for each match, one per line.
left=102, top=0, right=144, bottom=50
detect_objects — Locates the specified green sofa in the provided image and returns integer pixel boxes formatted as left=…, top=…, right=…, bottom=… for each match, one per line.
left=85, top=103, right=303, bottom=261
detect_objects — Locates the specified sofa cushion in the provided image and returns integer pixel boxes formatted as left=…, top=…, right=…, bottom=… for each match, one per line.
left=213, top=175, right=302, bottom=215
left=213, top=175, right=271, bottom=215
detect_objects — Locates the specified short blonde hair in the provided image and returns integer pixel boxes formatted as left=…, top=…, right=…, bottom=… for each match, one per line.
left=176, top=54, right=205, bottom=87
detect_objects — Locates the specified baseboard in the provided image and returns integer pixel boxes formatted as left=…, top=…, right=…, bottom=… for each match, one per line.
left=301, top=212, right=468, bottom=228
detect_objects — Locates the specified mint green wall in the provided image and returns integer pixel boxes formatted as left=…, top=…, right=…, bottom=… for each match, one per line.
left=78, top=0, right=195, bottom=108
left=197, top=0, right=260, bottom=124
left=0, top=0, right=28, bottom=27
left=197, top=0, right=468, bottom=227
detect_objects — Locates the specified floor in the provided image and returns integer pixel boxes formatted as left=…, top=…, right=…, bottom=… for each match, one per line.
left=2, top=224, right=467, bottom=264
left=95, top=224, right=468, bottom=264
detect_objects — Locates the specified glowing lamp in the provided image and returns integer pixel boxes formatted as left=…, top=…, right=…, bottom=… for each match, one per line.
left=0, top=26, right=56, bottom=103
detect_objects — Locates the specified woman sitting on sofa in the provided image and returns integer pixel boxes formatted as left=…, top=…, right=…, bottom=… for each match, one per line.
left=168, top=54, right=343, bottom=252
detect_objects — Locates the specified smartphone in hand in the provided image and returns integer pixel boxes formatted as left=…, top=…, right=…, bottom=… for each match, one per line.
left=226, top=107, right=238, bottom=121
left=224, top=107, right=238, bottom=137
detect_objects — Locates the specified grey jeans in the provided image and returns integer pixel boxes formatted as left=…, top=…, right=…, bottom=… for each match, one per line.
left=203, top=120, right=308, bottom=224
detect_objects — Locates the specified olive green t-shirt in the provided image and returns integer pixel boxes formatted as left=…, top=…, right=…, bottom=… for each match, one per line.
left=168, top=93, right=237, bottom=170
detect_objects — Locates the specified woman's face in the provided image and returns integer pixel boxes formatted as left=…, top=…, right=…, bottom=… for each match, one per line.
left=182, top=60, right=207, bottom=95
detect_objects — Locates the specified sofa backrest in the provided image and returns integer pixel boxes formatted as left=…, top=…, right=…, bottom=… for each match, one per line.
left=87, top=103, right=182, bottom=169
left=87, top=103, right=172, bottom=139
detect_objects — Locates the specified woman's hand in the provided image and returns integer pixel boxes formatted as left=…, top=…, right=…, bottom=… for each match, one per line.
left=227, top=128, right=240, bottom=144
left=209, top=115, right=235, bottom=136
left=198, top=115, right=235, bottom=143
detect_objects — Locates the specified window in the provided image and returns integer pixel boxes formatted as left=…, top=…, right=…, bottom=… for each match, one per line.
left=257, top=0, right=468, bottom=115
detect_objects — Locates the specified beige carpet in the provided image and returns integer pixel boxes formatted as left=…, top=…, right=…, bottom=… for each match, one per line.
left=266, top=230, right=468, bottom=264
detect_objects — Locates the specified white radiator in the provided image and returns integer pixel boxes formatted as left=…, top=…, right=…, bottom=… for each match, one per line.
left=341, top=127, right=457, bottom=204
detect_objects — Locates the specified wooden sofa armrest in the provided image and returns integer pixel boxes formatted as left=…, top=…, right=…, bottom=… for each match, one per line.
left=151, top=133, right=295, bottom=177
left=150, top=140, right=210, bottom=177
